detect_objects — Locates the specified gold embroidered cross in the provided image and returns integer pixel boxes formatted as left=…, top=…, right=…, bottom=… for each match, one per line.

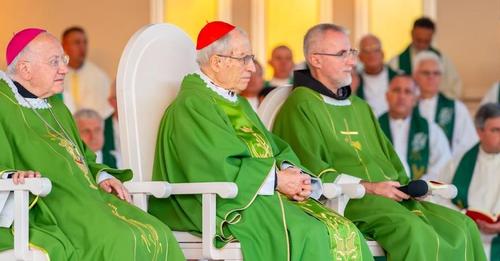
left=341, top=119, right=362, bottom=151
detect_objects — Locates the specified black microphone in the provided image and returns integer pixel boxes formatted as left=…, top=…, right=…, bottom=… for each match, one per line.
left=398, top=180, right=428, bottom=198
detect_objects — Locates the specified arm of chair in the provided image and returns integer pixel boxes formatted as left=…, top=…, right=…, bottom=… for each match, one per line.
left=0, top=178, right=52, bottom=261
left=322, top=183, right=365, bottom=216
left=426, top=181, right=457, bottom=199
left=123, top=181, right=238, bottom=259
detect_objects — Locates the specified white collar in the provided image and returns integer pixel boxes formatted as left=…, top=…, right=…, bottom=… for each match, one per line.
left=0, top=71, right=51, bottom=109
left=390, top=115, right=411, bottom=124
left=320, top=94, right=351, bottom=106
left=196, top=70, right=238, bottom=103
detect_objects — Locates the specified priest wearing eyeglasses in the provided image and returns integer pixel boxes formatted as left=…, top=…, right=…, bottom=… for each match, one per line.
left=273, top=23, right=486, bottom=261
left=0, top=28, right=184, bottom=260
left=149, top=21, right=373, bottom=261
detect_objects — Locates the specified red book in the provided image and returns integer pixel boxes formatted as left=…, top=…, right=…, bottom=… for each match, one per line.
left=466, top=209, right=499, bottom=224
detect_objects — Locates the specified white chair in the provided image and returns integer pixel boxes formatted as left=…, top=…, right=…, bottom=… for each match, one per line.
left=258, top=86, right=385, bottom=257
left=116, top=23, right=374, bottom=260
left=0, top=178, right=52, bottom=261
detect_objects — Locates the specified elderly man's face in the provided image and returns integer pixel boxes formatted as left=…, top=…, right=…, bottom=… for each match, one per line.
left=313, top=30, right=356, bottom=89
left=411, top=27, right=434, bottom=52
left=359, top=36, right=384, bottom=72
left=269, top=47, right=294, bottom=79
left=76, top=117, right=104, bottom=152
left=414, top=59, right=441, bottom=97
left=215, top=31, right=256, bottom=93
left=24, top=34, right=69, bottom=98
left=62, top=31, right=87, bottom=68
left=386, top=77, right=417, bottom=118
left=478, top=117, right=500, bottom=154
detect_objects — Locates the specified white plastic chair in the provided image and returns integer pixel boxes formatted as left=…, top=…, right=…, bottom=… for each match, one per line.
left=116, top=23, right=373, bottom=260
left=257, top=86, right=385, bottom=256
left=0, top=178, right=52, bottom=261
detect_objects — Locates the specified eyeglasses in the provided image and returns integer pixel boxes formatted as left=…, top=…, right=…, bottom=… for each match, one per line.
left=418, top=70, right=441, bottom=77
left=22, top=54, right=70, bottom=68
left=313, top=49, right=359, bottom=59
left=45, top=55, right=70, bottom=68
left=216, top=54, right=255, bottom=65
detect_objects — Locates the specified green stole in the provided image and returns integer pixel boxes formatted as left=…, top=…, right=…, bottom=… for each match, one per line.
left=433, top=93, right=455, bottom=146
left=356, top=66, right=399, bottom=99
left=214, top=97, right=365, bottom=260
left=102, top=116, right=117, bottom=168
left=398, top=45, right=441, bottom=74
left=378, top=109, right=430, bottom=179
left=452, top=144, right=499, bottom=260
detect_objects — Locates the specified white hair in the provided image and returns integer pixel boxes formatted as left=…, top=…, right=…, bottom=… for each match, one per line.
left=74, top=108, right=103, bottom=123
left=6, top=47, right=31, bottom=76
left=412, top=51, right=443, bottom=75
left=196, top=27, right=248, bottom=66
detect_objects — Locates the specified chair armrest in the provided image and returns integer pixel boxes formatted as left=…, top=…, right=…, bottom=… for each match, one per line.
left=322, top=183, right=365, bottom=199
left=124, top=181, right=238, bottom=199
left=0, top=178, right=52, bottom=196
left=0, top=178, right=52, bottom=261
left=427, top=181, right=457, bottom=199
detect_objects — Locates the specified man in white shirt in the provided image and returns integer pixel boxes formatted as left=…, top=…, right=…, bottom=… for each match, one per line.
left=357, top=34, right=401, bottom=116
left=74, top=109, right=118, bottom=168
left=414, top=51, right=478, bottom=160
left=265, top=45, right=294, bottom=88
left=388, top=17, right=462, bottom=98
left=378, top=75, right=451, bottom=181
left=62, top=26, right=113, bottom=118
left=440, top=103, right=500, bottom=261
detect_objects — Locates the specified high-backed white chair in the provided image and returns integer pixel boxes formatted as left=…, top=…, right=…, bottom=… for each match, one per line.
left=258, top=86, right=385, bottom=256
left=116, top=23, right=243, bottom=260
left=0, top=178, right=52, bottom=261
left=116, top=23, right=374, bottom=260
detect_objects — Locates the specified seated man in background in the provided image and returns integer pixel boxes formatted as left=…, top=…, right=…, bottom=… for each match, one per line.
left=356, top=34, right=400, bottom=116
left=378, top=75, right=451, bottom=181
left=0, top=28, right=184, bottom=260
left=440, top=103, right=500, bottom=261
left=273, top=22, right=486, bottom=261
left=74, top=108, right=117, bottom=168
left=388, top=17, right=462, bottom=99
left=61, top=26, right=113, bottom=118
left=414, top=51, right=477, bottom=160
left=149, top=21, right=373, bottom=261
left=240, top=60, right=265, bottom=111
left=103, top=80, right=122, bottom=168
left=266, top=45, right=295, bottom=88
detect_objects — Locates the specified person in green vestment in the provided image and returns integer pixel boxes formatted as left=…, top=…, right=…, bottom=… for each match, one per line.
left=388, top=17, right=462, bottom=99
left=273, top=23, right=487, bottom=261
left=356, top=34, right=401, bottom=117
left=74, top=108, right=117, bottom=168
left=377, top=75, right=451, bottom=181
left=148, top=21, right=373, bottom=261
left=439, top=103, right=500, bottom=261
left=413, top=51, right=478, bottom=160
left=0, top=28, right=184, bottom=260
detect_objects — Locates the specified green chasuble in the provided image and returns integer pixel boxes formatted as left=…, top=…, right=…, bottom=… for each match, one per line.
left=102, top=115, right=118, bottom=168
left=0, top=74, right=184, bottom=261
left=149, top=72, right=373, bottom=261
left=452, top=144, right=499, bottom=261
left=273, top=69, right=487, bottom=261
left=397, top=45, right=441, bottom=75
left=378, top=109, right=430, bottom=180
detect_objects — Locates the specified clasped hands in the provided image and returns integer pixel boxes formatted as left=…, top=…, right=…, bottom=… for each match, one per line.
left=10, top=170, right=131, bottom=203
left=276, top=167, right=312, bottom=202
